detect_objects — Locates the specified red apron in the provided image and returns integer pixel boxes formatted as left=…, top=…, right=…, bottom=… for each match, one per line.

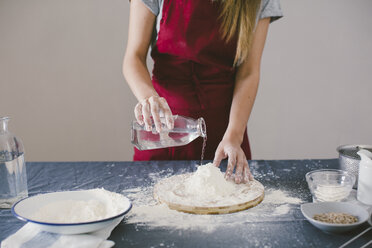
left=134, top=0, right=251, bottom=161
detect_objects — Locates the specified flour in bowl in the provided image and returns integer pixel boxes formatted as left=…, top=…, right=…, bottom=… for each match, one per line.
left=314, top=184, right=351, bottom=202
left=31, top=188, right=127, bottom=223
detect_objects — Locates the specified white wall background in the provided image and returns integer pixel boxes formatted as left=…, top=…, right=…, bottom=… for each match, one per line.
left=0, top=0, right=371, bottom=161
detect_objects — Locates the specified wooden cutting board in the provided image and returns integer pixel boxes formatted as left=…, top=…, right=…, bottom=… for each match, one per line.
left=154, top=173, right=264, bottom=215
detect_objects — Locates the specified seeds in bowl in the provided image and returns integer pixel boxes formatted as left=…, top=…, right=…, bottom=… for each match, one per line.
left=313, top=212, right=358, bottom=224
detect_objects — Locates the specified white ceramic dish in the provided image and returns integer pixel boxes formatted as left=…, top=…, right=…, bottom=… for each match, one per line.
left=12, top=190, right=132, bottom=234
left=301, top=202, right=369, bottom=233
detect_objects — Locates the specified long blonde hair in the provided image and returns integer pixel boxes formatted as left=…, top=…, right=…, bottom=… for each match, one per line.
left=219, top=0, right=261, bottom=65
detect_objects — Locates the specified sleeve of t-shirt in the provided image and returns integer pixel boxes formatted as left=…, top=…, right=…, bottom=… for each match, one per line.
left=259, top=0, right=283, bottom=23
left=140, top=0, right=160, bottom=16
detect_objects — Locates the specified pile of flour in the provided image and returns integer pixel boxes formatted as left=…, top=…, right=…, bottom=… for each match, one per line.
left=31, top=188, right=127, bottom=223
left=155, top=163, right=264, bottom=207
left=184, top=163, right=235, bottom=199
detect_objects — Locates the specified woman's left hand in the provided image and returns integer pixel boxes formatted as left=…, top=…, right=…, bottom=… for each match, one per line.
left=213, top=137, right=254, bottom=184
left=210, top=18, right=270, bottom=184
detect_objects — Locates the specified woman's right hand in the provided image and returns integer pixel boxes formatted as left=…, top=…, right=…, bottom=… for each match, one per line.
left=134, top=95, right=174, bottom=133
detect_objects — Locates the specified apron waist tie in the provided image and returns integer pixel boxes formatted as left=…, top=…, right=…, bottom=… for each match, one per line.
left=191, top=62, right=207, bottom=110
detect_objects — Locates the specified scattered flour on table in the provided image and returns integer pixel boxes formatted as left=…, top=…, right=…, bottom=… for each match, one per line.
left=123, top=166, right=304, bottom=233
left=31, top=188, right=127, bottom=223
left=263, top=189, right=302, bottom=204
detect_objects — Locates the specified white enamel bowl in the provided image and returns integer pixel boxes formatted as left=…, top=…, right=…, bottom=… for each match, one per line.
left=12, top=190, right=132, bottom=234
left=301, top=202, right=369, bottom=233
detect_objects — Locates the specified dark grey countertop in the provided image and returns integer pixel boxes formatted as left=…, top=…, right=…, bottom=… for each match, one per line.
left=1, top=159, right=371, bottom=247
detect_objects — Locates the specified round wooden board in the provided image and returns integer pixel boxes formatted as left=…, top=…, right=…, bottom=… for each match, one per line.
left=154, top=173, right=264, bottom=215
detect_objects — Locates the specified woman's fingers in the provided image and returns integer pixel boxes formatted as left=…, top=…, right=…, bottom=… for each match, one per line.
left=134, top=103, right=144, bottom=125
left=244, top=163, right=254, bottom=182
left=140, top=99, right=152, bottom=131
left=159, top=97, right=174, bottom=129
left=213, top=143, right=250, bottom=183
left=213, top=146, right=226, bottom=168
left=226, top=152, right=237, bottom=181
left=243, top=161, right=250, bottom=183
left=135, top=96, right=173, bottom=132
left=148, top=96, right=162, bottom=132
left=234, top=153, right=245, bottom=184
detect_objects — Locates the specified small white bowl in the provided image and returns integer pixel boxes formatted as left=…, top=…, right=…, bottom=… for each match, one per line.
left=305, top=169, right=355, bottom=202
left=301, top=202, right=369, bottom=233
left=12, top=189, right=132, bottom=234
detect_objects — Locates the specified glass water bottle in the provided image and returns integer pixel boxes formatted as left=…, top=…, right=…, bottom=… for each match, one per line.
left=0, top=117, right=28, bottom=208
left=131, top=115, right=206, bottom=150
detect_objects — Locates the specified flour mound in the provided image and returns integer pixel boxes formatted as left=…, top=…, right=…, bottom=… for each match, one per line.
left=184, top=163, right=235, bottom=198
left=154, top=164, right=264, bottom=208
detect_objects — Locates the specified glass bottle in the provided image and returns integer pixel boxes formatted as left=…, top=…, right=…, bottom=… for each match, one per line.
left=0, top=117, right=28, bottom=208
left=131, top=115, right=206, bottom=150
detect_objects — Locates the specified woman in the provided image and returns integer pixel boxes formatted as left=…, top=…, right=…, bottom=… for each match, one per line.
left=123, top=0, right=283, bottom=183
